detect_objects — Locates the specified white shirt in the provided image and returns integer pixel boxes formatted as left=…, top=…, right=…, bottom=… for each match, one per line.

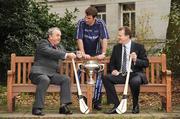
left=120, top=40, right=131, bottom=72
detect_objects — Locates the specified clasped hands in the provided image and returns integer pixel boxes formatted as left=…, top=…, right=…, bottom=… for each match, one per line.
left=76, top=51, right=105, bottom=60
left=66, top=51, right=106, bottom=60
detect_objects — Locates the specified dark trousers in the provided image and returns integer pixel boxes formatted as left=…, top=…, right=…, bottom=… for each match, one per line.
left=29, top=73, right=71, bottom=109
left=102, top=73, right=142, bottom=108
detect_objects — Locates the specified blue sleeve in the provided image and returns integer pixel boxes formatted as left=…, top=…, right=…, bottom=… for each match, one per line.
left=75, top=19, right=84, bottom=40
left=99, top=20, right=109, bottom=40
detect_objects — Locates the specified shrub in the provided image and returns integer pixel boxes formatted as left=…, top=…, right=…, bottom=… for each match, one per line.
left=0, top=0, right=78, bottom=82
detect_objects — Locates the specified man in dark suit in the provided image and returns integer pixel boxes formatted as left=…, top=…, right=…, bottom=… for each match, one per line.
left=29, top=27, right=76, bottom=116
left=103, top=26, right=149, bottom=114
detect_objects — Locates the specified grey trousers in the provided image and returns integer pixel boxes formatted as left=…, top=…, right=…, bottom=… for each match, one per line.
left=29, top=73, right=72, bottom=109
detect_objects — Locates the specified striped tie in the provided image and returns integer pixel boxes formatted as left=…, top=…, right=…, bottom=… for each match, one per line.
left=122, top=45, right=127, bottom=74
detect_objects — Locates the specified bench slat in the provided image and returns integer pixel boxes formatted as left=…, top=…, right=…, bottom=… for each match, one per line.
left=27, top=63, right=32, bottom=84
left=151, top=63, right=155, bottom=83
left=17, top=63, right=21, bottom=84
left=15, top=57, right=34, bottom=62
left=23, top=63, right=26, bottom=84
left=146, top=67, right=150, bottom=82
left=148, top=57, right=161, bottom=63
left=156, top=64, right=160, bottom=83
left=12, top=84, right=167, bottom=94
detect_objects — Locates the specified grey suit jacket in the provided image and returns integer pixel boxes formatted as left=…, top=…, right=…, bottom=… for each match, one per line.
left=30, top=39, right=66, bottom=76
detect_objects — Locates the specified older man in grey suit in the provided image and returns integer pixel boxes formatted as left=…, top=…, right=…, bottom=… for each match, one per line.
left=29, top=27, right=76, bottom=116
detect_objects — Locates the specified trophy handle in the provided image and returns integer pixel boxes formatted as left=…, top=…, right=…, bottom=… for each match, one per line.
left=78, top=63, right=85, bottom=72
left=98, top=64, right=104, bottom=72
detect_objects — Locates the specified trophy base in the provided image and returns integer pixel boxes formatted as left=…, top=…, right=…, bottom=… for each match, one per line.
left=87, top=80, right=95, bottom=84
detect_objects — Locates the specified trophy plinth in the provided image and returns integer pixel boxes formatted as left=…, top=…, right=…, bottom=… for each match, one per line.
left=78, top=60, right=104, bottom=84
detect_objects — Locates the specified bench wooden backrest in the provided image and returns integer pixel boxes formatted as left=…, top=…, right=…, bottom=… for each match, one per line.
left=146, top=54, right=167, bottom=84
left=10, top=53, right=109, bottom=85
left=10, top=53, right=167, bottom=85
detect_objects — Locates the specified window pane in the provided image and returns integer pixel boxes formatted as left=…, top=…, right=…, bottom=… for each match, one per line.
left=97, top=14, right=101, bottom=19
left=95, top=5, right=106, bottom=12
left=102, top=14, right=106, bottom=23
left=131, top=13, right=135, bottom=37
left=123, top=13, right=129, bottom=26
left=92, top=5, right=106, bottom=23
left=123, top=4, right=135, bottom=11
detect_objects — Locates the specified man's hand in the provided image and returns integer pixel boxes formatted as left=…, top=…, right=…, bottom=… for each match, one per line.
left=67, top=53, right=76, bottom=59
left=83, top=54, right=91, bottom=59
left=76, top=51, right=83, bottom=59
left=111, top=70, right=120, bottom=76
left=130, top=52, right=137, bottom=63
left=96, top=53, right=105, bottom=60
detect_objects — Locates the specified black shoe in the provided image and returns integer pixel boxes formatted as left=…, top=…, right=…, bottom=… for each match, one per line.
left=32, top=108, right=45, bottom=116
left=104, top=108, right=117, bottom=114
left=93, top=104, right=102, bottom=110
left=132, top=105, right=139, bottom=114
left=59, top=105, right=73, bottom=114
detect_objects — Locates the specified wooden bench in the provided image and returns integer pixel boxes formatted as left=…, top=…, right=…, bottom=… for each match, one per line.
left=7, top=53, right=172, bottom=112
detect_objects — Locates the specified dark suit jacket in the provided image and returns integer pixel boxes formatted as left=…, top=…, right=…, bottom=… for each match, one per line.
left=30, top=39, right=66, bottom=76
left=109, top=41, right=149, bottom=84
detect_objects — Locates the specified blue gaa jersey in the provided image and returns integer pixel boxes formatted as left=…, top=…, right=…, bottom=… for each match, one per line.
left=75, top=18, right=109, bottom=56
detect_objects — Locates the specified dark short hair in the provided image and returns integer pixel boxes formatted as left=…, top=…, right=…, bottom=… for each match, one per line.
left=85, top=6, right=98, bottom=18
left=119, top=26, right=132, bottom=38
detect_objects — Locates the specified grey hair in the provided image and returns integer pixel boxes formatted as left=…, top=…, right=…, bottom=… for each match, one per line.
left=47, top=27, right=61, bottom=37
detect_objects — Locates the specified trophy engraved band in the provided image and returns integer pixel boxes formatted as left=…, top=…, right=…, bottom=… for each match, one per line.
left=78, top=60, right=104, bottom=84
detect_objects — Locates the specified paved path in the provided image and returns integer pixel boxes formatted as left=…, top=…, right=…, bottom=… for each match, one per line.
left=0, top=111, right=180, bottom=119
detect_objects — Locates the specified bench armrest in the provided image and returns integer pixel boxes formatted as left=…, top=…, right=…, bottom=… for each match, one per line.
left=161, top=69, right=172, bottom=84
left=165, top=70, right=172, bottom=76
left=162, top=69, right=172, bottom=78
left=165, top=69, right=172, bottom=83
left=7, top=70, right=15, bottom=84
left=8, top=70, right=13, bottom=75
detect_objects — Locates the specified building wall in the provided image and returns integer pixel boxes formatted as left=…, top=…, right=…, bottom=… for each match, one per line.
left=136, top=0, right=171, bottom=39
left=47, top=0, right=171, bottom=43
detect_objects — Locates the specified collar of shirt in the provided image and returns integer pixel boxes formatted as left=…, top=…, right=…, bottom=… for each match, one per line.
left=124, top=40, right=131, bottom=52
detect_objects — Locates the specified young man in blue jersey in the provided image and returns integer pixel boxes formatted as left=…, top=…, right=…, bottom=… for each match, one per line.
left=75, top=6, right=109, bottom=110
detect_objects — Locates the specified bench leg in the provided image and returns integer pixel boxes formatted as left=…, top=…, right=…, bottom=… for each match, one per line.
left=161, top=96, right=166, bottom=111
left=161, top=94, right=172, bottom=112
left=7, top=96, right=13, bottom=112
left=166, top=95, right=171, bottom=112
left=166, top=83, right=172, bottom=112
left=166, top=74, right=172, bottom=112
left=12, top=97, right=16, bottom=111
left=86, top=85, right=93, bottom=112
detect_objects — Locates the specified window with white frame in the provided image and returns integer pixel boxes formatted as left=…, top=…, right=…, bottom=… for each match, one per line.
left=92, top=5, right=106, bottom=23
left=120, top=3, right=135, bottom=37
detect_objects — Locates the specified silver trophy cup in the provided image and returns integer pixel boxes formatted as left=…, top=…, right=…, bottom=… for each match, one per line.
left=78, top=60, right=104, bottom=84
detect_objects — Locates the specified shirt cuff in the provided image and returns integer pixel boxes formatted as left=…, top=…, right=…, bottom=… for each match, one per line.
left=65, top=53, right=67, bottom=59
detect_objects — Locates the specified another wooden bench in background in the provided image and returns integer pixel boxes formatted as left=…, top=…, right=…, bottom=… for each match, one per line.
left=7, top=53, right=172, bottom=113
